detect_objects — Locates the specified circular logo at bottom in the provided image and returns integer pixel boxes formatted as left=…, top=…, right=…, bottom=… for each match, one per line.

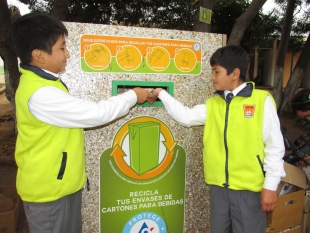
left=122, top=212, right=167, bottom=233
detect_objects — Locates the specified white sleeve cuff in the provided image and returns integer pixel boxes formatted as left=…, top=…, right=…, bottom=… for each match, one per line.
left=263, top=176, right=282, bottom=191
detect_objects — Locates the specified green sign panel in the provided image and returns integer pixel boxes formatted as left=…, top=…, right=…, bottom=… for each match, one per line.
left=100, top=116, right=186, bottom=232
left=199, top=7, right=212, bottom=24
left=80, top=35, right=202, bottom=75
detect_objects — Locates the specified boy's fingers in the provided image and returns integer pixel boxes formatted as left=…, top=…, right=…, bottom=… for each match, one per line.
left=146, top=96, right=155, bottom=104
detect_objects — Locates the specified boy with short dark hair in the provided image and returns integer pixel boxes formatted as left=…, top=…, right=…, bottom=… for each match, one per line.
left=291, top=88, right=310, bottom=120
left=9, top=12, right=149, bottom=233
left=148, top=45, right=285, bottom=233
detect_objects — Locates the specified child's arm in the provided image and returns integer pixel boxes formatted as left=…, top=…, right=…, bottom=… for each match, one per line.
left=133, top=87, right=150, bottom=104
left=147, top=88, right=206, bottom=127
left=261, top=95, right=286, bottom=211
left=147, top=88, right=163, bottom=104
left=29, top=87, right=148, bottom=128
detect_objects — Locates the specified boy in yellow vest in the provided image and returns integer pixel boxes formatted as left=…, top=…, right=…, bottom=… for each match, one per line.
left=9, top=12, right=149, bottom=233
left=148, top=45, right=285, bottom=233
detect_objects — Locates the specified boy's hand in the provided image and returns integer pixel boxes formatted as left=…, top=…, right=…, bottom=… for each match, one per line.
left=260, top=188, right=277, bottom=212
left=147, top=88, right=163, bottom=104
left=296, top=156, right=310, bottom=167
left=133, top=87, right=151, bottom=104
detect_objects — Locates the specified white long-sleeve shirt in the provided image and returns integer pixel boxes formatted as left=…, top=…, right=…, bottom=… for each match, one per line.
left=28, top=78, right=137, bottom=128
left=157, top=83, right=286, bottom=191
left=29, top=87, right=137, bottom=128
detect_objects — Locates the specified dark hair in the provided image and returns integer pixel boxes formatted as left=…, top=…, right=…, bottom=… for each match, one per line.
left=291, top=89, right=310, bottom=113
left=210, top=45, right=249, bottom=81
left=9, top=12, right=68, bottom=64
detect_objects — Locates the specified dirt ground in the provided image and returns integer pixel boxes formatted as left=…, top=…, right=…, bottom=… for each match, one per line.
left=0, top=86, right=309, bottom=233
left=0, top=87, right=29, bottom=233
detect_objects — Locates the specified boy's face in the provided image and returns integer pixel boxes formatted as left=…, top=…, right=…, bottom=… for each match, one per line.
left=296, top=110, right=310, bottom=121
left=211, top=64, right=236, bottom=91
left=42, top=35, right=69, bottom=74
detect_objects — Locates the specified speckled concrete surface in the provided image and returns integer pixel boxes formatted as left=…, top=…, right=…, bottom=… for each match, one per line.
left=62, top=22, right=225, bottom=233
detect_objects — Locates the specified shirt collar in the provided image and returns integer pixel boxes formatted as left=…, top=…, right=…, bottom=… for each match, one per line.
left=224, top=83, right=246, bottom=97
left=42, top=69, right=59, bottom=78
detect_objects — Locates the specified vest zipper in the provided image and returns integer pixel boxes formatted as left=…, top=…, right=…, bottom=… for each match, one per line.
left=223, top=101, right=230, bottom=188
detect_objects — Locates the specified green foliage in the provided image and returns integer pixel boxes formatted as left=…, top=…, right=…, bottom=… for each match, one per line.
left=0, top=66, right=4, bottom=75
left=210, top=0, right=310, bottom=53
left=211, top=0, right=281, bottom=52
left=18, top=0, right=310, bottom=54
left=20, top=0, right=195, bottom=30
left=272, top=0, right=310, bottom=54
left=211, top=0, right=250, bottom=36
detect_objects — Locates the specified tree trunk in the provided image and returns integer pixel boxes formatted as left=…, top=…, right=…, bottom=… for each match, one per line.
left=227, top=0, right=267, bottom=46
left=0, top=0, right=20, bottom=117
left=192, top=0, right=216, bottom=32
left=279, top=32, right=310, bottom=114
left=51, top=0, right=70, bottom=21
left=273, top=0, right=296, bottom=109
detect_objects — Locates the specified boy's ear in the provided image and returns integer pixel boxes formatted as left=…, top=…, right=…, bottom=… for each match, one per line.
left=31, top=49, right=45, bottom=64
left=232, top=68, right=241, bottom=80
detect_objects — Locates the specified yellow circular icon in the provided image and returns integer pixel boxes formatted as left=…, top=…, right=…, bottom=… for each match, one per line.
left=175, top=48, right=197, bottom=72
left=146, top=46, right=170, bottom=71
left=84, top=43, right=111, bottom=70
left=116, top=45, right=142, bottom=71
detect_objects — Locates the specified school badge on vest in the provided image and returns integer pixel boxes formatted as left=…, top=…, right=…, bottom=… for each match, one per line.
left=243, top=104, right=255, bottom=118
